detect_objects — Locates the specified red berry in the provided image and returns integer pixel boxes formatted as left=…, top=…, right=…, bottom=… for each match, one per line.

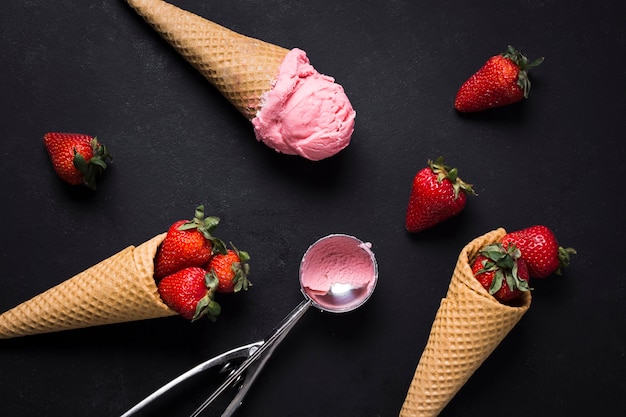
left=157, top=267, right=220, bottom=321
left=500, top=225, right=576, bottom=279
left=454, top=46, right=543, bottom=113
left=207, top=247, right=251, bottom=293
left=154, top=205, right=226, bottom=281
left=43, top=132, right=111, bottom=189
left=405, top=157, right=475, bottom=233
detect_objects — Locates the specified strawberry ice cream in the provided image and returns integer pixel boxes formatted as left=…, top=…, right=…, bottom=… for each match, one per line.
left=299, top=234, right=377, bottom=312
left=251, top=49, right=356, bottom=161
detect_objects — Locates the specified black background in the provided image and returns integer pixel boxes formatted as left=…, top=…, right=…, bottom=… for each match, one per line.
left=2, top=1, right=625, bottom=416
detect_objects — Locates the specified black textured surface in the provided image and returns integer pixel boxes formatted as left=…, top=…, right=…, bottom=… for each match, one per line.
left=1, top=1, right=625, bottom=416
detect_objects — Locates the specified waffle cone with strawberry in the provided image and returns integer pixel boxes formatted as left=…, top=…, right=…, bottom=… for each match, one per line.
left=0, top=205, right=251, bottom=338
left=125, top=0, right=289, bottom=120
left=0, top=233, right=175, bottom=339
left=399, top=228, right=532, bottom=417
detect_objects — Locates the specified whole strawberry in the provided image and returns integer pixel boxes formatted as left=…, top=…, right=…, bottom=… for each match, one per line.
left=43, top=132, right=111, bottom=190
left=405, top=157, right=476, bottom=233
left=207, top=245, right=251, bottom=293
left=500, top=225, right=576, bottom=279
left=157, top=267, right=221, bottom=321
left=454, top=45, right=544, bottom=112
left=154, top=205, right=227, bottom=281
left=471, top=243, right=531, bottom=304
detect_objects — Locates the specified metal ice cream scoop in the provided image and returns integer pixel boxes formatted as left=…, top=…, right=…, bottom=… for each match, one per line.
left=119, top=234, right=378, bottom=417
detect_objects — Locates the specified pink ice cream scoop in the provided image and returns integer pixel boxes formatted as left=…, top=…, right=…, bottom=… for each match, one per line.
left=299, top=234, right=378, bottom=312
left=252, top=49, right=356, bottom=161
left=125, top=0, right=354, bottom=162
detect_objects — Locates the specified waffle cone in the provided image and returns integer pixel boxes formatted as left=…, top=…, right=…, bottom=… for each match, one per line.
left=0, top=233, right=175, bottom=339
left=126, top=0, right=289, bottom=120
left=399, top=228, right=531, bottom=417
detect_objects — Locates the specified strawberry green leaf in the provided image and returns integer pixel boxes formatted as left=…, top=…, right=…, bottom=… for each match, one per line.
left=192, top=295, right=210, bottom=322
left=238, top=250, right=250, bottom=263
left=192, top=295, right=221, bottom=322
left=204, top=272, right=219, bottom=293
left=489, top=270, right=504, bottom=294
left=234, top=275, right=244, bottom=292
left=502, top=45, right=544, bottom=98
left=73, top=151, right=89, bottom=173
left=209, top=238, right=226, bottom=255
left=504, top=270, right=516, bottom=291
left=207, top=300, right=221, bottom=321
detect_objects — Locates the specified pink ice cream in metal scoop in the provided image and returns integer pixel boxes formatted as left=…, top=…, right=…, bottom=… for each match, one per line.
left=299, top=234, right=377, bottom=312
left=251, top=49, right=356, bottom=161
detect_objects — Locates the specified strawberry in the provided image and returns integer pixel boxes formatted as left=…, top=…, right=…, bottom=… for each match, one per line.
left=157, top=267, right=221, bottom=321
left=405, top=157, right=476, bottom=233
left=154, top=205, right=227, bottom=281
left=471, top=243, right=531, bottom=304
left=43, top=132, right=111, bottom=190
left=454, top=45, right=544, bottom=112
left=500, top=225, right=577, bottom=279
left=207, top=245, right=251, bottom=293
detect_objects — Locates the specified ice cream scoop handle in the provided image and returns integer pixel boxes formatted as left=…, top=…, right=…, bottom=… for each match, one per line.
left=119, top=341, right=263, bottom=417
left=191, top=299, right=313, bottom=417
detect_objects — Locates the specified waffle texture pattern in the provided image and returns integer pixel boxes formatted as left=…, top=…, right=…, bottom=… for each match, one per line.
left=126, top=0, right=289, bottom=120
left=0, top=233, right=175, bottom=338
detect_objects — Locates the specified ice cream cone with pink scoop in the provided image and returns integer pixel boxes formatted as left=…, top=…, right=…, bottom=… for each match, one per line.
left=399, top=228, right=532, bottom=417
left=125, top=0, right=356, bottom=161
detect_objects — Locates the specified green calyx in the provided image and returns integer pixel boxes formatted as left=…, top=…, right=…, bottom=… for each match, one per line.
left=477, top=243, right=532, bottom=295
left=230, top=244, right=251, bottom=293
left=501, top=45, right=544, bottom=98
left=72, top=137, right=111, bottom=190
left=192, top=273, right=222, bottom=322
left=192, top=292, right=221, bottom=322
left=178, top=205, right=227, bottom=254
left=556, top=246, right=577, bottom=275
left=429, top=156, right=476, bottom=199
